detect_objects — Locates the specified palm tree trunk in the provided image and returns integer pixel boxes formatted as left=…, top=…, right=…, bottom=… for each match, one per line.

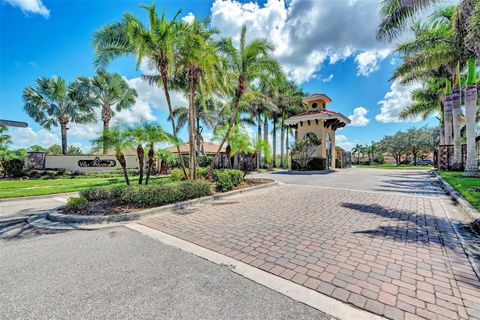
left=196, top=117, right=201, bottom=156
left=272, top=118, right=277, bottom=168
left=137, top=144, right=144, bottom=185
left=464, top=84, right=479, bottom=176
left=257, top=118, right=261, bottom=171
left=209, top=78, right=245, bottom=177
left=102, top=107, right=111, bottom=155
left=444, top=95, right=453, bottom=146
left=263, top=112, right=268, bottom=169
left=285, top=126, right=289, bottom=168
left=280, top=111, right=285, bottom=168
left=116, top=153, right=130, bottom=186
left=145, top=146, right=154, bottom=184
left=188, top=68, right=197, bottom=180
left=161, top=73, right=188, bottom=180
left=452, top=86, right=463, bottom=169
left=60, top=122, right=68, bottom=155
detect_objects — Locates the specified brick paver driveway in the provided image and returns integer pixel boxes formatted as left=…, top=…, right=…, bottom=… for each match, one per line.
left=140, top=168, right=480, bottom=320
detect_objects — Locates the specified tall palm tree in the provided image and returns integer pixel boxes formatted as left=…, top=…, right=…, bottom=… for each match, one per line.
left=352, top=144, right=363, bottom=165
left=125, top=126, right=146, bottom=184
left=77, top=70, right=137, bottom=154
left=142, top=122, right=174, bottom=184
left=93, top=3, right=188, bottom=179
left=91, top=127, right=131, bottom=185
left=209, top=25, right=279, bottom=174
left=174, top=18, right=222, bottom=179
left=464, top=59, right=479, bottom=176
left=23, top=76, right=96, bottom=155
left=452, top=64, right=463, bottom=169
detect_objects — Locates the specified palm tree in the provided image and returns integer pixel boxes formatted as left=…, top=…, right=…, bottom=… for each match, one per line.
left=91, top=127, right=131, bottom=185
left=452, top=64, right=463, bottom=169
left=352, top=144, right=363, bottom=164
left=0, top=126, right=11, bottom=149
left=23, top=76, right=96, bottom=154
left=156, top=148, right=176, bottom=174
left=209, top=25, right=279, bottom=174
left=77, top=70, right=137, bottom=154
left=125, top=126, right=146, bottom=184
left=377, top=0, right=479, bottom=60
left=168, top=94, right=219, bottom=155
left=174, top=18, right=222, bottom=179
left=142, top=122, right=174, bottom=184
left=93, top=3, right=189, bottom=179
left=464, top=59, right=479, bottom=176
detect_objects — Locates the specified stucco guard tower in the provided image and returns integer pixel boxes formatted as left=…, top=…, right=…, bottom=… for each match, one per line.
left=286, top=93, right=351, bottom=169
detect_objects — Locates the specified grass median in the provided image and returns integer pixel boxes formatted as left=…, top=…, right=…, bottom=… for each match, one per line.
left=438, top=171, right=480, bottom=210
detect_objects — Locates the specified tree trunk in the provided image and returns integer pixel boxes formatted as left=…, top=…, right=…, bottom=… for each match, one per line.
left=209, top=77, right=245, bottom=177
left=286, top=126, right=289, bottom=169
left=196, top=117, right=202, bottom=156
left=280, top=111, right=285, bottom=168
left=444, top=95, right=453, bottom=146
left=188, top=67, right=197, bottom=180
left=464, top=84, right=479, bottom=176
left=257, top=119, right=261, bottom=171
left=145, top=146, right=155, bottom=185
left=116, top=153, right=130, bottom=186
left=263, top=112, right=268, bottom=169
left=137, top=144, right=144, bottom=185
left=60, top=122, right=68, bottom=155
left=272, top=118, right=277, bottom=168
left=102, top=106, right=111, bottom=155
left=452, top=86, right=463, bottom=170
left=161, top=72, right=188, bottom=180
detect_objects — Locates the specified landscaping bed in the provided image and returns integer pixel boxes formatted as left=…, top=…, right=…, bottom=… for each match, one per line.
left=59, top=170, right=272, bottom=217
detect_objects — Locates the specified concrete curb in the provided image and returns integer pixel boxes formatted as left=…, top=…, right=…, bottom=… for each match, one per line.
left=126, top=223, right=385, bottom=320
left=433, top=171, right=480, bottom=222
left=0, top=192, right=78, bottom=203
left=44, top=180, right=278, bottom=226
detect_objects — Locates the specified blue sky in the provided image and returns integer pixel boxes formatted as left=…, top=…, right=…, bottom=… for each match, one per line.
left=0, top=0, right=438, bottom=151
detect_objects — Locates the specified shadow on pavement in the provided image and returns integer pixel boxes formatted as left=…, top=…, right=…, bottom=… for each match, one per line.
left=266, top=170, right=336, bottom=176
left=0, top=210, right=67, bottom=241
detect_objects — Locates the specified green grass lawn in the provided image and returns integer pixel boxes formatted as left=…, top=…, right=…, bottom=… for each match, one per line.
left=355, top=164, right=434, bottom=170
left=0, top=176, right=169, bottom=198
left=438, top=171, right=480, bottom=210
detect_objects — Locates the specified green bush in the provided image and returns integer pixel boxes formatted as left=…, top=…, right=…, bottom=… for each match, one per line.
left=170, top=168, right=186, bottom=181
left=3, top=159, right=25, bottom=178
left=117, top=180, right=214, bottom=207
left=66, top=196, right=88, bottom=210
left=212, top=169, right=244, bottom=191
left=80, top=180, right=214, bottom=208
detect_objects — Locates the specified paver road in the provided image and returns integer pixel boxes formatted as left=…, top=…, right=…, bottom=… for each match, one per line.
left=141, top=168, right=480, bottom=320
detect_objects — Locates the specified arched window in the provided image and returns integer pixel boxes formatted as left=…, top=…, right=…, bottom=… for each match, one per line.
left=312, top=102, right=318, bottom=109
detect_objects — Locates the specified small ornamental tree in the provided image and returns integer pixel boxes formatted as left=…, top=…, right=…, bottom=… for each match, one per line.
left=291, top=134, right=321, bottom=170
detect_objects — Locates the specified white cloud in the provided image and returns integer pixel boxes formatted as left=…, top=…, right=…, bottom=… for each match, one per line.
left=355, top=49, right=391, bottom=76
left=182, top=12, right=195, bottom=24
left=9, top=127, right=59, bottom=148
left=5, top=0, right=50, bottom=17
left=210, top=0, right=390, bottom=83
left=335, top=134, right=354, bottom=151
left=375, top=80, right=422, bottom=123
left=321, top=74, right=334, bottom=83
left=348, top=107, right=370, bottom=127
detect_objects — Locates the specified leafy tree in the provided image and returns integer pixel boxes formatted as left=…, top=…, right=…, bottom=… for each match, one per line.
left=378, top=132, right=409, bottom=166
left=47, top=144, right=63, bottom=155
left=291, top=134, right=321, bottom=170
left=22, top=76, right=96, bottom=154
left=67, top=145, right=83, bottom=155
left=29, top=145, right=47, bottom=152
left=93, top=3, right=189, bottom=179
left=77, top=70, right=137, bottom=154
left=0, top=126, right=11, bottom=148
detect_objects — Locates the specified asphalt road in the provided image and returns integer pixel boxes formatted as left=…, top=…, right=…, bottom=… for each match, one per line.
left=0, top=223, right=331, bottom=320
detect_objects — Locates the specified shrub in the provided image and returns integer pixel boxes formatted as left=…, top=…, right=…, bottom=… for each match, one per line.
left=117, top=180, right=213, bottom=207
left=170, top=168, right=185, bottom=181
left=80, top=187, right=113, bottom=201
left=212, top=169, right=244, bottom=191
left=66, top=196, right=88, bottom=210
left=3, top=159, right=25, bottom=178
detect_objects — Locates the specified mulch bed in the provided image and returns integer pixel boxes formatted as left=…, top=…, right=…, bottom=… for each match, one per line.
left=61, top=178, right=272, bottom=216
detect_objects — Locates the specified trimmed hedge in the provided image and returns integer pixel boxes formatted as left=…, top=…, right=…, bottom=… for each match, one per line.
left=170, top=168, right=244, bottom=191
left=80, top=180, right=214, bottom=208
